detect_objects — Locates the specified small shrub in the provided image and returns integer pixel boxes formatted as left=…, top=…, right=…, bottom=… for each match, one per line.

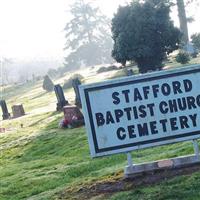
left=97, top=65, right=118, bottom=74
left=42, top=75, right=54, bottom=92
left=176, top=51, right=190, bottom=64
left=191, top=52, right=198, bottom=58
left=110, top=68, right=138, bottom=79
left=63, top=74, right=84, bottom=89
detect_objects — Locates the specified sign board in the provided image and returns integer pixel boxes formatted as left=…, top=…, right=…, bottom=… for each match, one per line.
left=80, top=65, right=200, bottom=157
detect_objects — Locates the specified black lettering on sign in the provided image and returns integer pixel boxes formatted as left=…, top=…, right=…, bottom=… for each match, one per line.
left=172, top=81, right=182, bottom=94
left=196, top=95, right=200, bottom=106
left=187, top=96, right=197, bottom=109
left=138, top=123, right=149, bottom=137
left=95, top=113, right=105, bottom=126
left=106, top=111, right=115, bottom=125
left=189, top=114, right=197, bottom=127
left=134, top=88, right=143, bottom=101
left=116, top=127, right=126, bottom=140
left=152, top=84, right=159, bottom=98
left=161, top=83, right=171, bottom=96
left=147, top=103, right=155, bottom=116
left=138, top=105, right=147, bottom=118
left=179, top=116, right=190, bottom=129
left=114, top=109, right=124, bottom=122
left=122, top=90, right=130, bottom=103
left=128, top=125, right=136, bottom=138
left=112, top=92, right=120, bottom=105
left=150, top=121, right=158, bottom=134
left=170, top=117, right=178, bottom=131
left=143, top=86, right=150, bottom=99
left=160, top=119, right=168, bottom=132
left=183, top=79, right=192, bottom=92
left=177, top=98, right=187, bottom=111
left=124, top=107, right=132, bottom=120
left=159, top=101, right=168, bottom=114
left=132, top=106, right=139, bottom=119
left=169, top=99, right=178, bottom=113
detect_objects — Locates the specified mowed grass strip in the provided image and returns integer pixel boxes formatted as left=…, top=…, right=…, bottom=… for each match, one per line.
left=108, top=171, right=200, bottom=200
left=0, top=115, right=126, bottom=199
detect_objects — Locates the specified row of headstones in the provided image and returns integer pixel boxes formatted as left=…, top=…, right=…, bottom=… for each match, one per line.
left=54, top=72, right=136, bottom=128
left=1, top=73, right=134, bottom=124
left=0, top=78, right=81, bottom=121
left=54, top=69, right=134, bottom=111
left=54, top=78, right=82, bottom=111
left=0, top=100, right=25, bottom=120
left=54, top=78, right=84, bottom=128
left=54, top=71, right=134, bottom=112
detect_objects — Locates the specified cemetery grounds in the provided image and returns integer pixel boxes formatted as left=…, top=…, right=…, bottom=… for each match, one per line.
left=1, top=56, right=200, bottom=200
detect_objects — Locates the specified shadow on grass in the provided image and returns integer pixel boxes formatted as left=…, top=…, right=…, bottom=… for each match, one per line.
left=28, top=111, right=60, bottom=127
left=2, top=81, right=40, bottom=100
left=30, top=91, right=47, bottom=100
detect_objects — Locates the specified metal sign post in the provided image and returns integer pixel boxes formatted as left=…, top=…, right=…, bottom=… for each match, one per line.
left=193, top=139, right=199, bottom=160
left=127, top=152, right=133, bottom=167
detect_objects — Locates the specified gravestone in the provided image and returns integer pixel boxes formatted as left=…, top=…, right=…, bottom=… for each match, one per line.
left=63, top=105, right=84, bottom=128
left=54, top=84, right=69, bottom=111
left=0, top=100, right=10, bottom=120
left=12, top=104, right=25, bottom=118
left=0, top=127, right=6, bottom=133
left=72, top=78, right=82, bottom=108
left=126, top=69, right=134, bottom=76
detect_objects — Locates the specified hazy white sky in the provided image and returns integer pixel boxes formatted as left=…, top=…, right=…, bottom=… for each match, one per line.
left=0, top=0, right=199, bottom=60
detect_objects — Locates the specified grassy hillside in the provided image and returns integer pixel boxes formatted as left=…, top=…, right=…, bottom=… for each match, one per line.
left=1, top=58, right=200, bottom=200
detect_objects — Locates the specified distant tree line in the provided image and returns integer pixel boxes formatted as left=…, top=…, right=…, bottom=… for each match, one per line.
left=60, top=0, right=199, bottom=75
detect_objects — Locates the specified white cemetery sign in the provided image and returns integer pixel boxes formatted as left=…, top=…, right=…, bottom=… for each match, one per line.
left=80, top=65, right=200, bottom=157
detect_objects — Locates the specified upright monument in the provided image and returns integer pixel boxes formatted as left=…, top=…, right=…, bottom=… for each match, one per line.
left=12, top=104, right=25, bottom=118
left=0, top=100, right=10, bottom=120
left=72, top=78, right=82, bottom=108
left=54, top=84, right=69, bottom=111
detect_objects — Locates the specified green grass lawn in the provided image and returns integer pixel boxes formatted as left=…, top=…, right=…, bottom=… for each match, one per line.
left=1, top=111, right=198, bottom=200
left=1, top=58, right=200, bottom=200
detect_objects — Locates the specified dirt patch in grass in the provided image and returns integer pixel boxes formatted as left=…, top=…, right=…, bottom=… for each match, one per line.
left=56, top=164, right=200, bottom=200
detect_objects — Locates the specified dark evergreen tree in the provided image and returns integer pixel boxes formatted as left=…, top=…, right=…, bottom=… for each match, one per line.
left=64, top=0, right=113, bottom=69
left=42, top=75, right=54, bottom=92
left=112, top=0, right=182, bottom=73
